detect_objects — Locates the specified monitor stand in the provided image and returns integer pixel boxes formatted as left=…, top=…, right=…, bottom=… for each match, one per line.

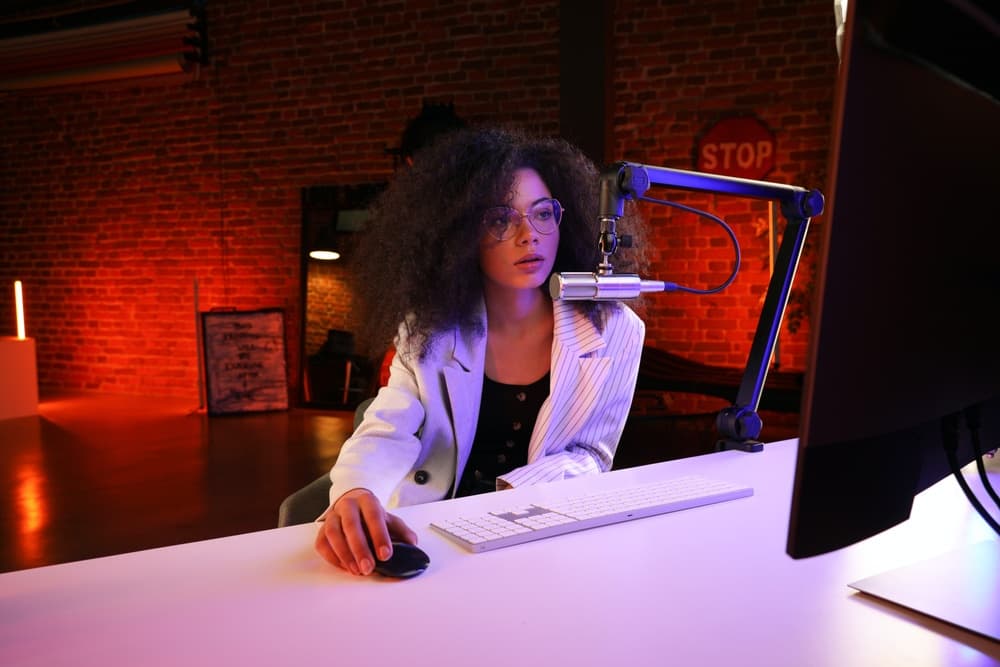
left=849, top=539, right=1000, bottom=642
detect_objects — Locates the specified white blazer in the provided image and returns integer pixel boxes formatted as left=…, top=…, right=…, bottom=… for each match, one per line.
left=327, top=299, right=645, bottom=509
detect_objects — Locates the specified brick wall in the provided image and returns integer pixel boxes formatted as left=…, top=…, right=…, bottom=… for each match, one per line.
left=611, top=0, right=836, bottom=373
left=305, top=261, right=357, bottom=355
left=0, top=0, right=838, bottom=403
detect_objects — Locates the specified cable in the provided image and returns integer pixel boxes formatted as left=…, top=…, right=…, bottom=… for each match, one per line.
left=964, top=404, right=1000, bottom=510
left=941, top=412, right=1000, bottom=535
left=637, top=194, right=740, bottom=294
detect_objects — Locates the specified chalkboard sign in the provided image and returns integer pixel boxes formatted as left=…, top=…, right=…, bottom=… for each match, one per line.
left=201, top=308, right=289, bottom=415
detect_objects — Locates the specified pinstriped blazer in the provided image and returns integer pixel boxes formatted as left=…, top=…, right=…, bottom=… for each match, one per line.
left=326, top=299, right=645, bottom=510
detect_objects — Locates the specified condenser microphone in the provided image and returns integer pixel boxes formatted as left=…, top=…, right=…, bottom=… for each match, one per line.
left=549, top=272, right=669, bottom=301
left=553, top=163, right=665, bottom=301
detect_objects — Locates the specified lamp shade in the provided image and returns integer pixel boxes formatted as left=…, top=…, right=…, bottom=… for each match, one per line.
left=308, top=226, right=340, bottom=261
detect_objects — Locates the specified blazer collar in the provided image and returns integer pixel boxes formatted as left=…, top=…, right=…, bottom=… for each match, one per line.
left=443, top=298, right=606, bottom=366
left=552, top=299, right=606, bottom=357
left=446, top=299, right=486, bottom=372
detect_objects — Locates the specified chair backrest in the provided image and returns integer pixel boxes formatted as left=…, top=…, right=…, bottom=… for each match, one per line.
left=319, top=329, right=355, bottom=357
left=378, top=349, right=394, bottom=387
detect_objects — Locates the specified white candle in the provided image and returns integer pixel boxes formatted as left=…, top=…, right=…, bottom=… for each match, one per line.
left=14, top=280, right=25, bottom=340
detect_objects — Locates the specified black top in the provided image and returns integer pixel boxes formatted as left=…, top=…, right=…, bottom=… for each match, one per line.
left=455, top=372, right=550, bottom=497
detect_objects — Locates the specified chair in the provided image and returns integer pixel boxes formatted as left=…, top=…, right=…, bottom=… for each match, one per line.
left=277, top=397, right=373, bottom=527
left=304, top=329, right=372, bottom=409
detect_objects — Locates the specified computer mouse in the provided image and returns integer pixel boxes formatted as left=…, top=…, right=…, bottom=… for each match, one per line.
left=365, top=533, right=430, bottom=579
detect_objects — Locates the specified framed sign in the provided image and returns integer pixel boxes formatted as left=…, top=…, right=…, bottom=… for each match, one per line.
left=201, top=308, right=289, bottom=415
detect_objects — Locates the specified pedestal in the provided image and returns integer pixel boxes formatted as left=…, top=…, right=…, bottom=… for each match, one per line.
left=0, top=337, right=39, bottom=420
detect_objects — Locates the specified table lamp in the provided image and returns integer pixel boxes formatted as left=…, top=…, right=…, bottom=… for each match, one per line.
left=0, top=280, right=40, bottom=419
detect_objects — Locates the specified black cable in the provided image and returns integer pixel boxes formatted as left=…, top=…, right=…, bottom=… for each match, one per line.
left=941, top=412, right=1000, bottom=535
left=964, top=404, right=1000, bottom=510
left=637, top=194, right=741, bottom=294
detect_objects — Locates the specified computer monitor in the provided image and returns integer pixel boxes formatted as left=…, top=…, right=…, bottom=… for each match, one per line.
left=786, top=0, right=1000, bottom=559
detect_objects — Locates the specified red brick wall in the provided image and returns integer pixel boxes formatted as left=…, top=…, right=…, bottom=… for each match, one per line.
left=0, top=0, right=837, bottom=403
left=611, top=0, right=836, bottom=374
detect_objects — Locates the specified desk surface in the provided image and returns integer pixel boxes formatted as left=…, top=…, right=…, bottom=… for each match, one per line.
left=1, top=439, right=998, bottom=666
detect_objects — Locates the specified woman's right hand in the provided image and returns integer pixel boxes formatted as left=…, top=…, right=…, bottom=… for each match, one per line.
left=314, top=488, right=418, bottom=576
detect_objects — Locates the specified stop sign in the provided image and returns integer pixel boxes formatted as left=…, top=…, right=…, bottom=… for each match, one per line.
left=696, top=116, right=776, bottom=180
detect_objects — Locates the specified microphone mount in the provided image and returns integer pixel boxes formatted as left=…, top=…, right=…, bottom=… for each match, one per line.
left=596, top=163, right=651, bottom=275
left=586, top=161, right=824, bottom=453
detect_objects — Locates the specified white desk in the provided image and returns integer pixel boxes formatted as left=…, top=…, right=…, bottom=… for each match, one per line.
left=1, top=440, right=997, bottom=666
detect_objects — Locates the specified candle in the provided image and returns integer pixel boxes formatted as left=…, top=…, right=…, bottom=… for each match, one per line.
left=15, top=280, right=25, bottom=340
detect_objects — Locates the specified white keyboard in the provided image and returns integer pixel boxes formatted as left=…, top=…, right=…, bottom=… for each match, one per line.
left=430, top=474, right=753, bottom=553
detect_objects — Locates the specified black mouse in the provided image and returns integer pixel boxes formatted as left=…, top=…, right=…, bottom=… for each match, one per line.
left=366, top=534, right=430, bottom=579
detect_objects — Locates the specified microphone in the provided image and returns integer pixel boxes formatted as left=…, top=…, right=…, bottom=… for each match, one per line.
left=555, top=164, right=663, bottom=301
left=549, top=272, right=669, bottom=301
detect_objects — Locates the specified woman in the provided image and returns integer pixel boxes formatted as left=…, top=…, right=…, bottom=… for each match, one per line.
left=315, top=126, right=647, bottom=576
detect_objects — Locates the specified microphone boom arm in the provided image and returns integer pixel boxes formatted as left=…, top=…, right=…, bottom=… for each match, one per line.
left=597, top=162, right=824, bottom=453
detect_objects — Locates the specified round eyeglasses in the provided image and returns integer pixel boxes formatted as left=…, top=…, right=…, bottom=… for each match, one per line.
left=481, top=198, right=563, bottom=242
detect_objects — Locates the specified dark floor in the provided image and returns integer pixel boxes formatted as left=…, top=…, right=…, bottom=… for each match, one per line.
left=0, top=392, right=798, bottom=574
left=0, top=393, right=354, bottom=574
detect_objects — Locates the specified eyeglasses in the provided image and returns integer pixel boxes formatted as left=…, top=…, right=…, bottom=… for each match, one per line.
left=481, top=198, right=563, bottom=242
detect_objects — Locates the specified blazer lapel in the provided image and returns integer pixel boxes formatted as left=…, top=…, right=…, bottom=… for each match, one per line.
left=528, top=302, right=610, bottom=462
left=442, top=313, right=486, bottom=494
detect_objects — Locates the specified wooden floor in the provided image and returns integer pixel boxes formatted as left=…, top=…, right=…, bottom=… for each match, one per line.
left=0, top=392, right=799, bottom=575
left=0, top=393, right=355, bottom=574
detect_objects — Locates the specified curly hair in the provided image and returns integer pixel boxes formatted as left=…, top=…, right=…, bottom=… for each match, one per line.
left=351, top=125, right=647, bottom=359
